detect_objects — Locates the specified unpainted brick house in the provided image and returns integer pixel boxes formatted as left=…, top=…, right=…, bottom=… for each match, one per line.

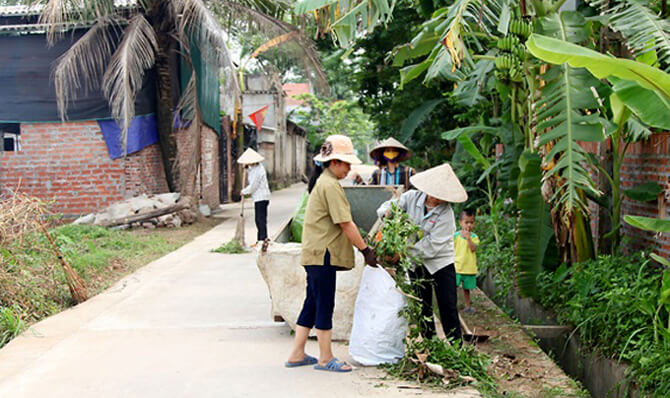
left=0, top=4, right=221, bottom=217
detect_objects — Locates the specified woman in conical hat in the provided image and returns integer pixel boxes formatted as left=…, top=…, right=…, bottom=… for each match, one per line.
left=286, top=135, right=377, bottom=372
left=367, top=137, right=415, bottom=190
left=237, top=148, right=270, bottom=242
left=376, top=163, right=467, bottom=341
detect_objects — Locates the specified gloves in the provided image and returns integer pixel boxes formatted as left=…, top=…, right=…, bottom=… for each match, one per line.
left=360, top=246, right=378, bottom=267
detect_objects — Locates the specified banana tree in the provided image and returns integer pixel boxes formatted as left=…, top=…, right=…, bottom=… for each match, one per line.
left=528, top=34, right=670, bottom=253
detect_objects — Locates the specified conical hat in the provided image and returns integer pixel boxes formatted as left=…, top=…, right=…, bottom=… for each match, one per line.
left=410, top=163, right=468, bottom=203
left=369, top=137, right=411, bottom=162
left=237, top=148, right=264, bottom=164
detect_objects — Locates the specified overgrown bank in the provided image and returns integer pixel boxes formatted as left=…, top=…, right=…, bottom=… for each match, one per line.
left=0, top=219, right=221, bottom=349
left=475, top=215, right=670, bottom=397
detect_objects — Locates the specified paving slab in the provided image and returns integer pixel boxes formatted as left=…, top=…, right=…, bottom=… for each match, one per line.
left=0, top=183, right=478, bottom=398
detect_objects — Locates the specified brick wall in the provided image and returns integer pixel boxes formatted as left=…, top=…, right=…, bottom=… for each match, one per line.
left=0, top=121, right=168, bottom=217
left=583, top=134, right=670, bottom=257
left=176, top=123, right=220, bottom=209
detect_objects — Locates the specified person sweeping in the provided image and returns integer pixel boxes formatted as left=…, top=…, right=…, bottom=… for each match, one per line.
left=238, top=148, right=271, bottom=243
left=286, top=135, right=377, bottom=372
left=376, top=163, right=467, bottom=341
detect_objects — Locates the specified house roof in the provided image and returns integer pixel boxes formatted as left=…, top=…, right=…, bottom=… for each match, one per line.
left=283, top=83, right=311, bottom=107
left=0, top=1, right=138, bottom=33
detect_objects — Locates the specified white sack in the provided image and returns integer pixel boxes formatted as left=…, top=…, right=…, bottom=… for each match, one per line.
left=349, top=266, right=407, bottom=366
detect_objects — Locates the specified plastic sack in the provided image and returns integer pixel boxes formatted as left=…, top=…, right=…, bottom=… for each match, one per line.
left=349, top=266, right=407, bottom=366
left=289, top=192, right=309, bottom=242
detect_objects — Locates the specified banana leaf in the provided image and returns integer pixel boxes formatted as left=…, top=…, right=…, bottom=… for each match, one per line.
left=526, top=34, right=670, bottom=106
left=624, top=215, right=670, bottom=233
left=516, top=151, right=557, bottom=297
left=623, top=182, right=663, bottom=202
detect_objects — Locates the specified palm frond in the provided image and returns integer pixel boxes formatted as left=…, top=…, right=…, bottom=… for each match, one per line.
left=177, top=0, right=242, bottom=105
left=590, top=0, right=670, bottom=71
left=212, top=1, right=329, bottom=95
left=176, top=71, right=199, bottom=126
left=102, top=14, right=157, bottom=155
left=52, top=17, right=119, bottom=121
left=37, top=0, right=116, bottom=45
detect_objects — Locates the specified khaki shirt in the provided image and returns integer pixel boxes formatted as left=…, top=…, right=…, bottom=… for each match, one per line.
left=301, top=168, right=355, bottom=269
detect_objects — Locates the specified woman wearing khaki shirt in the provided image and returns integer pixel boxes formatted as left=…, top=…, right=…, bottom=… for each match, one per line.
left=285, top=135, right=377, bottom=372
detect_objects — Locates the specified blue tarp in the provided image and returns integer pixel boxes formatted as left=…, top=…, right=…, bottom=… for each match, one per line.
left=98, top=114, right=159, bottom=159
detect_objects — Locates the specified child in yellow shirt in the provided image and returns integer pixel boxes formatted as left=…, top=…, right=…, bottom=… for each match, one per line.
left=454, top=209, right=479, bottom=313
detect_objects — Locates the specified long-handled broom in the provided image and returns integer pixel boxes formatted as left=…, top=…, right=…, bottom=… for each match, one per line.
left=233, top=168, right=247, bottom=246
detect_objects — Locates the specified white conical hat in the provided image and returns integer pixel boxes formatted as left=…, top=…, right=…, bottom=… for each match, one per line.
left=237, top=148, right=264, bottom=164
left=410, top=163, right=468, bottom=203
left=369, top=137, right=412, bottom=161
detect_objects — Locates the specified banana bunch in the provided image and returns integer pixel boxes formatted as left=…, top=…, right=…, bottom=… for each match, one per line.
left=496, top=35, right=520, bottom=51
left=509, top=19, right=533, bottom=38
left=493, top=18, right=532, bottom=82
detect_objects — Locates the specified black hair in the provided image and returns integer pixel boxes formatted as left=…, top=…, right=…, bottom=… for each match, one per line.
left=307, top=160, right=331, bottom=193
left=460, top=208, right=476, bottom=219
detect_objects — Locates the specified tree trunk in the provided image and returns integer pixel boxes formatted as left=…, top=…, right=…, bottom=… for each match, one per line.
left=234, top=109, right=245, bottom=202
left=150, top=2, right=180, bottom=192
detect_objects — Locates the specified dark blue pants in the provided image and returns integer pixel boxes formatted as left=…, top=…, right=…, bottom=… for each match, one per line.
left=254, top=200, right=269, bottom=241
left=296, top=251, right=336, bottom=330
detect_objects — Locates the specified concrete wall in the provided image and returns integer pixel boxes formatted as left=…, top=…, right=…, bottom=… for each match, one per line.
left=0, top=121, right=168, bottom=217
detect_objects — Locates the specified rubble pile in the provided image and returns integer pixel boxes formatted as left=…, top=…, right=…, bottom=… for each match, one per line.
left=73, top=193, right=201, bottom=229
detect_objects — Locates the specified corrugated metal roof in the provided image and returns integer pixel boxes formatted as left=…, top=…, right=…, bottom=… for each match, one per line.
left=0, top=0, right=138, bottom=17
left=0, top=22, right=93, bottom=33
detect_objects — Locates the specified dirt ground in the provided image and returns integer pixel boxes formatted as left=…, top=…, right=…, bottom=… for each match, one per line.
left=456, top=289, right=588, bottom=398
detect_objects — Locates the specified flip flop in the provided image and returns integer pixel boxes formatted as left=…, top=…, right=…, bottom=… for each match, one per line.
left=285, top=354, right=318, bottom=368
left=314, top=358, right=352, bottom=373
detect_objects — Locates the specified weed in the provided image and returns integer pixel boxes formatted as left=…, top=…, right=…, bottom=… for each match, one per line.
left=0, top=305, right=24, bottom=347
left=212, top=240, right=248, bottom=254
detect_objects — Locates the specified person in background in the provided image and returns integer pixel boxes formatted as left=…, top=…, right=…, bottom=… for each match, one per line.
left=454, top=209, right=479, bottom=313
left=376, top=163, right=467, bottom=341
left=286, top=135, right=377, bottom=373
left=368, top=137, right=415, bottom=190
left=238, top=148, right=271, bottom=243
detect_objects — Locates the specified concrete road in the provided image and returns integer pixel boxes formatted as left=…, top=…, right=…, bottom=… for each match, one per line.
left=0, top=184, right=477, bottom=398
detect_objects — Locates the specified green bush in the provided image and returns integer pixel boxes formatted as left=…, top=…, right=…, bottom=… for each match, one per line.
left=474, top=214, right=516, bottom=303
left=0, top=306, right=24, bottom=347
left=537, top=254, right=670, bottom=396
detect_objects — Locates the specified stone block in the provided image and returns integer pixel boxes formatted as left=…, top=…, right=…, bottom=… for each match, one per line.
left=255, top=242, right=365, bottom=341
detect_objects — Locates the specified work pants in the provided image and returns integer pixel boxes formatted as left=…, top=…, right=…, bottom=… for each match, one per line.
left=254, top=200, right=269, bottom=241
left=410, top=263, right=461, bottom=341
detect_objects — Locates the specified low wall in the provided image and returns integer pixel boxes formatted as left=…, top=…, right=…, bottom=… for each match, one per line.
left=480, top=271, right=639, bottom=398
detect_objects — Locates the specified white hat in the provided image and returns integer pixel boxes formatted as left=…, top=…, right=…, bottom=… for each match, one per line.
left=237, top=148, right=264, bottom=164
left=410, top=163, right=468, bottom=203
left=313, top=135, right=362, bottom=165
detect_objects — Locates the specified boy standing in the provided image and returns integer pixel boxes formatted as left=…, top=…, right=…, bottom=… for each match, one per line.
left=455, top=209, right=479, bottom=313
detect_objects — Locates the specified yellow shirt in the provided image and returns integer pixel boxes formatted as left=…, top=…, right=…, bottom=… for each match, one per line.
left=454, top=231, right=479, bottom=275
left=300, top=168, right=355, bottom=269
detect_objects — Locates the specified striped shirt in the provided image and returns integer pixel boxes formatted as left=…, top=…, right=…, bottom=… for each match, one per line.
left=241, top=164, right=271, bottom=202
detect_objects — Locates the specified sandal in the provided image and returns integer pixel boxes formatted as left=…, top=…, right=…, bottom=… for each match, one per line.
left=314, top=358, right=352, bottom=373
left=285, top=354, right=318, bottom=368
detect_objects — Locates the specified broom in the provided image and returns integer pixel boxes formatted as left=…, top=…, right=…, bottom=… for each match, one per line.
left=233, top=168, right=247, bottom=246
left=38, top=221, right=88, bottom=304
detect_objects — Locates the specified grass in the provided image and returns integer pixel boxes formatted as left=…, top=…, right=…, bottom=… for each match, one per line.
left=212, top=240, right=248, bottom=254
left=0, top=219, right=220, bottom=349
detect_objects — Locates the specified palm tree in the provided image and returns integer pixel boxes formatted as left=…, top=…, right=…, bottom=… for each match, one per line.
left=36, top=0, right=326, bottom=192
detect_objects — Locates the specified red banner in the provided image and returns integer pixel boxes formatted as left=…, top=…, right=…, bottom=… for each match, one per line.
left=249, top=105, right=270, bottom=132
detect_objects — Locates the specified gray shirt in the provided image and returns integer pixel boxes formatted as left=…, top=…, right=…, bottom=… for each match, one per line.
left=377, top=190, right=456, bottom=275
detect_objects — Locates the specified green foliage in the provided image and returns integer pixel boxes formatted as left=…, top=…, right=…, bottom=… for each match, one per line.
left=623, top=182, right=663, bottom=203
left=515, top=151, right=558, bottom=297
left=624, top=215, right=670, bottom=233
left=291, top=93, right=374, bottom=157
left=536, top=254, right=670, bottom=395
left=474, top=214, right=516, bottom=303
left=0, top=305, right=24, bottom=347
left=375, top=204, right=498, bottom=395
left=212, top=240, right=248, bottom=254
left=0, top=224, right=184, bottom=348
